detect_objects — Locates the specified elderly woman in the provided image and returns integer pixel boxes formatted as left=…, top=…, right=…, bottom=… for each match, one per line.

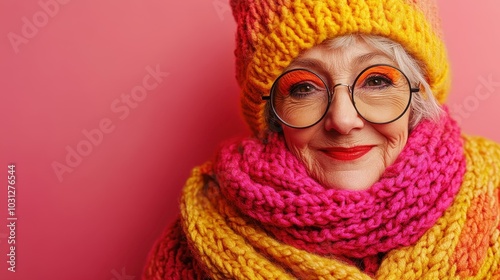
left=143, top=0, right=500, bottom=279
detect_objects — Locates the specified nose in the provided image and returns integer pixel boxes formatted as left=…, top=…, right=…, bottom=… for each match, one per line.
left=323, top=84, right=364, bottom=134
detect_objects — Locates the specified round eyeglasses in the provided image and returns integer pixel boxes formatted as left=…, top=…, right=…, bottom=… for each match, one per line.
left=262, top=64, right=420, bottom=128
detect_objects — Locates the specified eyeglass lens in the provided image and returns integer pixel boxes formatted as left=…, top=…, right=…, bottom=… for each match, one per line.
left=270, top=65, right=412, bottom=128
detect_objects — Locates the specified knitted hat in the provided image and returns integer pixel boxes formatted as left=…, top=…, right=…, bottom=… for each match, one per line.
left=230, top=0, right=450, bottom=136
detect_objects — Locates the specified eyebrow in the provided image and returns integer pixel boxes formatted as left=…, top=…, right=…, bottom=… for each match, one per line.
left=354, top=52, right=393, bottom=65
left=287, top=57, right=326, bottom=71
left=287, top=51, right=394, bottom=73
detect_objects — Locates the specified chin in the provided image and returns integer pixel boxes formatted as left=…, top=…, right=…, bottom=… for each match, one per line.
left=316, top=170, right=380, bottom=191
left=327, top=181, right=373, bottom=191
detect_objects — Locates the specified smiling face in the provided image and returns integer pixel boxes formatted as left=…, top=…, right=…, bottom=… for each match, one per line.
left=280, top=39, right=410, bottom=190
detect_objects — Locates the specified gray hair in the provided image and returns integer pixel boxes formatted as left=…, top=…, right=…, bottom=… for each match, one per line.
left=265, top=34, right=443, bottom=132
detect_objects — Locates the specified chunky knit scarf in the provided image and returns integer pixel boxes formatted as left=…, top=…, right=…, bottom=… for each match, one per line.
left=144, top=113, right=500, bottom=279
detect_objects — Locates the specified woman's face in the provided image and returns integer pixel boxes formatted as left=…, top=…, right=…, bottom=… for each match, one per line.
left=281, top=39, right=410, bottom=190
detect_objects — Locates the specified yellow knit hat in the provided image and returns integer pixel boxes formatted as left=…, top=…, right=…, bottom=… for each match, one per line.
left=230, top=0, right=450, bottom=136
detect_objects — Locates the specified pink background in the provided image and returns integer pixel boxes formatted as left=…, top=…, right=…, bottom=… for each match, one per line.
left=1, top=1, right=499, bottom=279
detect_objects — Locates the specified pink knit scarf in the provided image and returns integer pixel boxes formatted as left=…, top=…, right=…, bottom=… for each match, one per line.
left=214, top=112, right=465, bottom=269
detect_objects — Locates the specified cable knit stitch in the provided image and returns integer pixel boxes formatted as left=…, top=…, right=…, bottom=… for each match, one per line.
left=142, top=112, right=500, bottom=279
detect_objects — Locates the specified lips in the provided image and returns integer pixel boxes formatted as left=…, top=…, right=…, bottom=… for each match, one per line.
left=321, top=146, right=373, bottom=161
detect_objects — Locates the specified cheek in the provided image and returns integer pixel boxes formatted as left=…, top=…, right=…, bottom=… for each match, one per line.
left=373, top=117, right=409, bottom=162
left=378, top=124, right=408, bottom=143
left=375, top=111, right=409, bottom=140
left=282, top=127, right=314, bottom=159
left=283, top=127, right=305, bottom=147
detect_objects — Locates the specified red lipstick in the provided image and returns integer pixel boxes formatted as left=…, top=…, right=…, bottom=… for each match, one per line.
left=321, top=146, right=373, bottom=161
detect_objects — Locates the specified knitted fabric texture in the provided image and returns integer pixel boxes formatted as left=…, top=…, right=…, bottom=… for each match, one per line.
left=142, top=113, right=500, bottom=279
left=230, top=0, right=450, bottom=136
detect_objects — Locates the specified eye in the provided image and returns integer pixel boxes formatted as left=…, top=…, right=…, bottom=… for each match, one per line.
left=363, top=75, right=393, bottom=88
left=290, top=83, right=317, bottom=95
left=274, top=69, right=327, bottom=99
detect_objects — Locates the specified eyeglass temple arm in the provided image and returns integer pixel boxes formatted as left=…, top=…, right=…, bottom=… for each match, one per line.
left=411, top=84, right=421, bottom=93
left=262, top=96, right=270, bottom=100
